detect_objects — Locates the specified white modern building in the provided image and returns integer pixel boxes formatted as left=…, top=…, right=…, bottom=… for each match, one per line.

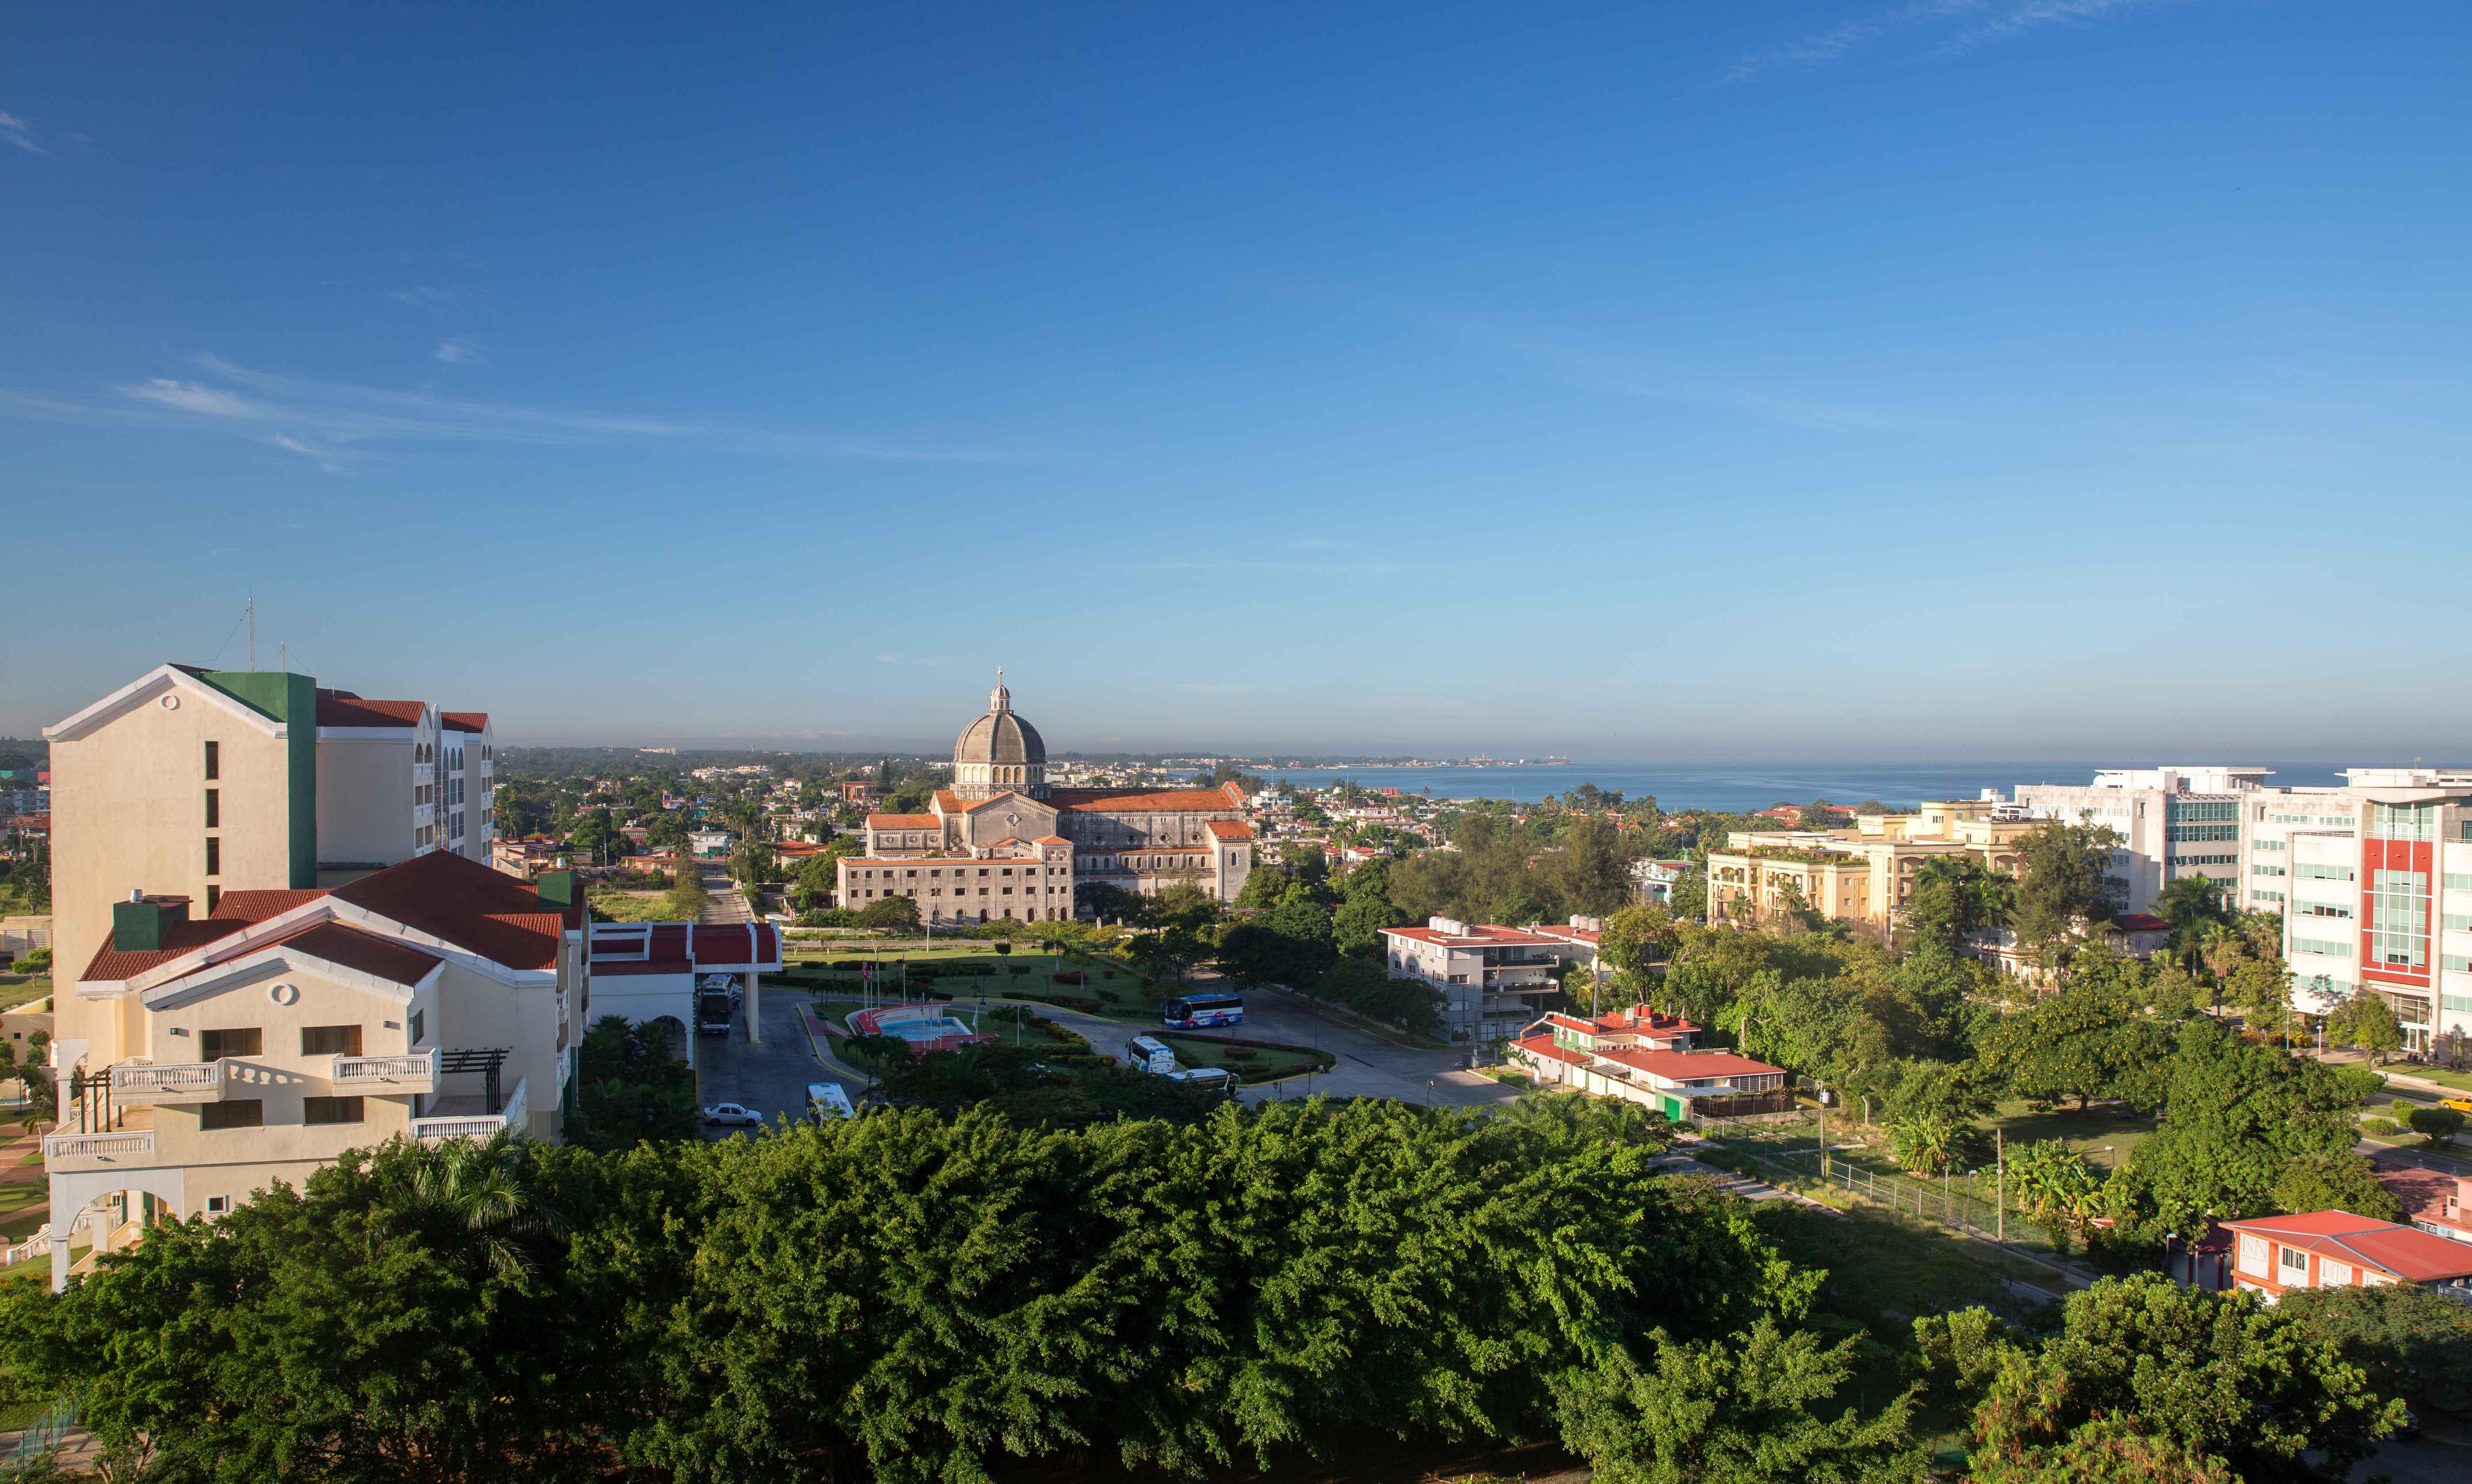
left=2011, top=766, right=2271, bottom=915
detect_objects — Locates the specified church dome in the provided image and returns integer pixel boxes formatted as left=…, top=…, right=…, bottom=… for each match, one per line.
left=952, top=671, right=1047, bottom=798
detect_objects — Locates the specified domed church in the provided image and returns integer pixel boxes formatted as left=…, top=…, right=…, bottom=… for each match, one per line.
left=835, top=673, right=1255, bottom=925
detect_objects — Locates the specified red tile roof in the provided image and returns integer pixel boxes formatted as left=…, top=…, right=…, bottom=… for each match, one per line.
left=867, top=814, right=940, bottom=829
left=211, top=888, right=329, bottom=920
left=439, top=711, right=489, bottom=733
left=1049, top=787, right=1245, bottom=813
left=328, top=850, right=575, bottom=970
left=1545, top=1007, right=1699, bottom=1039
left=2110, top=913, right=2171, bottom=932
left=1592, top=1045, right=1786, bottom=1082
left=1035, top=834, right=1072, bottom=845
left=267, top=922, right=442, bottom=986
left=316, top=691, right=428, bottom=728
left=689, top=923, right=782, bottom=968
left=2222, top=1210, right=2472, bottom=1284
left=79, top=888, right=324, bottom=982
left=1512, top=1034, right=1589, bottom=1068
left=1382, top=923, right=1564, bottom=947
left=2376, top=1165, right=2470, bottom=1237
left=1206, top=820, right=1253, bottom=841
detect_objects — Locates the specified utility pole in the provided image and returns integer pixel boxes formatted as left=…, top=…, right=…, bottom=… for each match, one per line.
left=1995, top=1128, right=2005, bottom=1242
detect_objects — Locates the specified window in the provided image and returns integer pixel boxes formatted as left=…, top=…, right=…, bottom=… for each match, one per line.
left=206, top=835, right=221, bottom=876
left=204, top=788, right=219, bottom=827
left=304, top=1096, right=365, bottom=1126
left=2448, top=873, right=2472, bottom=890
left=204, top=1195, right=229, bottom=1214
left=201, top=1027, right=263, bottom=1060
left=2252, top=890, right=2284, bottom=904
left=2253, top=864, right=2287, bottom=877
left=301, top=1025, right=363, bottom=1057
left=2369, top=803, right=2437, bottom=842
left=2298, top=864, right=2355, bottom=881
left=206, top=884, right=221, bottom=912
left=2443, top=955, right=2472, bottom=974
left=199, top=1100, right=263, bottom=1130
left=204, top=740, right=219, bottom=780
left=2279, top=1244, right=2309, bottom=1279
left=2255, top=838, right=2285, bottom=851
left=2298, top=902, right=2352, bottom=919
left=2370, top=869, right=2430, bottom=967
left=410, top=1009, right=425, bottom=1046
left=2293, top=937, right=2352, bottom=959
left=2445, top=913, right=2472, bottom=931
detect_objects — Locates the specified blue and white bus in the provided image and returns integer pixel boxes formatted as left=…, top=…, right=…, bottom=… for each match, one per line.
left=1162, top=993, right=1243, bottom=1029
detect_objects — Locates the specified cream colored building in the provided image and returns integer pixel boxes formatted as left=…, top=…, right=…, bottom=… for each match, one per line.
left=44, top=851, right=583, bottom=1289
left=42, top=664, right=499, bottom=984
left=1703, top=798, right=2037, bottom=936
left=837, top=677, right=1254, bottom=921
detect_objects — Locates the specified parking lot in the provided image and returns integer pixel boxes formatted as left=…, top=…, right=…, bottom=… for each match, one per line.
left=692, top=987, right=866, bottom=1135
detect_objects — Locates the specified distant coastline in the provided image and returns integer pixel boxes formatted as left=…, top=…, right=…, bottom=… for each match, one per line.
left=1240, top=760, right=2358, bottom=811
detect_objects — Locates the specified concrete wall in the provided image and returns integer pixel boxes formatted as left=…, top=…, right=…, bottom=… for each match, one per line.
left=316, top=733, right=418, bottom=869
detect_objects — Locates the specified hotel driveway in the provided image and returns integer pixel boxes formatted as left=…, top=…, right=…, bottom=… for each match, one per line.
left=1034, top=981, right=1522, bottom=1110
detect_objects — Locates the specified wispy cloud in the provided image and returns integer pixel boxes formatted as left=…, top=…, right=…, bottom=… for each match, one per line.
left=1725, top=0, right=2178, bottom=82
left=264, top=434, right=350, bottom=476
left=433, top=338, right=485, bottom=365
left=2, top=351, right=1017, bottom=467
left=0, top=112, right=46, bottom=156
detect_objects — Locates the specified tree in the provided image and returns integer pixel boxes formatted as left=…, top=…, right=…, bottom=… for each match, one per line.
left=2111, top=1020, right=2379, bottom=1237
left=2279, top=1282, right=2472, bottom=1416
left=2325, top=993, right=2404, bottom=1066
left=569, top=806, right=623, bottom=865
left=2148, top=875, right=2232, bottom=961
left=2002, top=1140, right=2108, bottom=1235
left=1977, top=979, right=2167, bottom=1112
left=2405, top=1104, right=2465, bottom=1146
left=2269, top=1151, right=2402, bottom=1222
left=568, top=1016, right=700, bottom=1150
left=1552, top=1319, right=1925, bottom=1484
left=2007, top=818, right=2125, bottom=979
left=1966, top=1274, right=2400, bottom=1484
left=855, top=895, right=920, bottom=933
left=1901, top=857, right=2008, bottom=954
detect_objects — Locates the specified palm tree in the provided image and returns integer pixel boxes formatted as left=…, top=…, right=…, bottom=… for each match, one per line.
left=366, top=1132, right=564, bottom=1281
left=2197, top=921, right=2243, bottom=1009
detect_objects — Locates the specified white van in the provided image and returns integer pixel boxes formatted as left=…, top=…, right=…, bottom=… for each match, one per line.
left=806, top=1081, right=856, bottom=1122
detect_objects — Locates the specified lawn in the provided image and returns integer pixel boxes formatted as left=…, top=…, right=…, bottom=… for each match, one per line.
left=2392, top=1064, right=2472, bottom=1092
left=0, top=978, right=50, bottom=1012
left=1159, top=1033, right=1335, bottom=1084
left=800, top=996, right=1090, bottom=1064
left=1971, top=1099, right=2154, bottom=1172
left=586, top=888, right=678, bottom=924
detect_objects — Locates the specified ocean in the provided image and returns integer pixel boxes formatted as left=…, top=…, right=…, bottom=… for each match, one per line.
left=1240, top=761, right=2359, bottom=812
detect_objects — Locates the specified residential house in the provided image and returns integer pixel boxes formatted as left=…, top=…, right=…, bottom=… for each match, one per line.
left=1508, top=1006, right=1793, bottom=1121
left=2377, top=1164, right=2472, bottom=1247
left=2217, top=1210, right=2472, bottom=1302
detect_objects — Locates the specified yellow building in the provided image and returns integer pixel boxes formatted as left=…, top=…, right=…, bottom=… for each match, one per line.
left=44, top=852, right=583, bottom=1288
left=1703, top=799, right=2037, bottom=935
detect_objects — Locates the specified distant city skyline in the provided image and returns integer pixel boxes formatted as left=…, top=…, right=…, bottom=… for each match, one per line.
left=8, top=4, right=2472, bottom=750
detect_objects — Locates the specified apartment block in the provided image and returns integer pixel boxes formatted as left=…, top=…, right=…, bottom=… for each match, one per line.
left=1380, top=917, right=1583, bottom=1043
left=45, top=852, right=583, bottom=1289
left=1702, top=796, right=2038, bottom=936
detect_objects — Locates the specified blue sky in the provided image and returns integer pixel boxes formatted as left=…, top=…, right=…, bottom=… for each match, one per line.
left=6, top=2, right=2469, bottom=758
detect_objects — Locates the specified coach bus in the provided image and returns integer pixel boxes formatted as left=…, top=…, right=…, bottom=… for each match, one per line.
left=1162, top=992, right=1243, bottom=1029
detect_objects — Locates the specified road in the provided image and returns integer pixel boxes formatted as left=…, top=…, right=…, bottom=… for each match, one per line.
left=697, top=865, right=750, bottom=925
left=692, top=988, right=858, bottom=1134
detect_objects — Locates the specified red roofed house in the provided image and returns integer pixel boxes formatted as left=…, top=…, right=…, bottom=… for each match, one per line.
left=2219, top=1210, right=2472, bottom=1302
left=43, top=850, right=590, bottom=1290
left=1508, top=1003, right=1794, bottom=1121
left=834, top=675, right=1255, bottom=922
left=2376, top=1163, right=2472, bottom=1247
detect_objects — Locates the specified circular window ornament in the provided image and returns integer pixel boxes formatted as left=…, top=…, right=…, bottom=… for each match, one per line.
left=269, top=982, right=300, bottom=1006
left=160, top=693, right=180, bottom=710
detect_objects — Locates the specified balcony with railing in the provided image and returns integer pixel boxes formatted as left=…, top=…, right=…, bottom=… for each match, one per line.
left=329, top=1047, right=442, bottom=1095
left=108, top=1060, right=229, bottom=1104
left=411, top=1075, right=527, bottom=1143
left=42, top=1130, right=156, bottom=1164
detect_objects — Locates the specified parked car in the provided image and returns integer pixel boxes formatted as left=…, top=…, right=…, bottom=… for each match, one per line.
left=2439, top=1097, right=2472, bottom=1115
left=702, top=1102, right=762, bottom=1126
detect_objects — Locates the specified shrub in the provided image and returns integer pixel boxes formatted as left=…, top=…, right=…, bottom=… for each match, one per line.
left=1221, top=1048, right=1258, bottom=1062
left=2407, top=1106, right=2466, bottom=1145
left=2361, top=1117, right=2401, bottom=1136
left=1052, top=971, right=1086, bottom=985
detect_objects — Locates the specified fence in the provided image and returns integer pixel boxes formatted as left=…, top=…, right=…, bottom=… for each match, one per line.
left=1694, top=1121, right=2100, bottom=1290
